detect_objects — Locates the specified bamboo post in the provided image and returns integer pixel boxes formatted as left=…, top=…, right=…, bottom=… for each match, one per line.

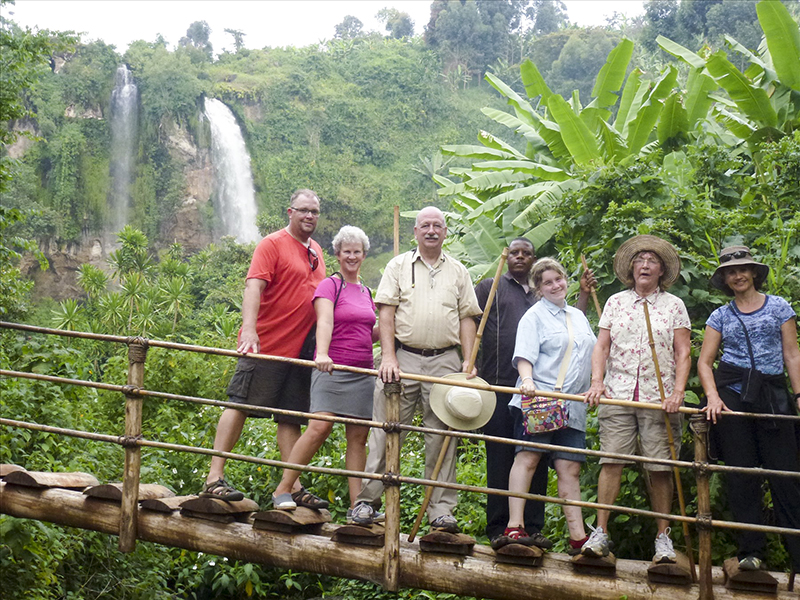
left=119, top=337, right=148, bottom=552
left=407, top=248, right=508, bottom=543
left=393, top=206, right=400, bottom=257
left=690, top=414, right=714, bottom=600
left=383, top=381, right=402, bottom=592
left=642, top=303, right=697, bottom=581
left=580, top=254, right=602, bottom=319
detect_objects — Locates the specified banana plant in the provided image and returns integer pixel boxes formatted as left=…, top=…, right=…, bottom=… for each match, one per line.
left=658, top=0, right=800, bottom=148
left=438, top=36, right=699, bottom=279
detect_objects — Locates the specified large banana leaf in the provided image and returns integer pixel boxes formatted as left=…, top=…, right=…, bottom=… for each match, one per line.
left=625, top=66, right=678, bottom=154
left=526, top=110, right=571, bottom=163
left=684, top=69, right=718, bottom=127
left=658, top=92, right=690, bottom=145
left=547, top=94, right=601, bottom=166
left=472, top=159, right=570, bottom=180
left=596, top=119, right=628, bottom=161
left=591, top=38, right=634, bottom=108
left=478, top=130, right=527, bottom=158
left=520, top=58, right=554, bottom=103
left=580, top=107, right=612, bottom=133
left=713, top=105, right=757, bottom=139
left=757, top=0, right=800, bottom=92
left=441, top=145, right=515, bottom=160
left=462, top=170, right=530, bottom=192
left=521, top=218, right=563, bottom=250
left=723, top=35, right=774, bottom=83
left=512, top=180, right=582, bottom=229
left=481, top=107, right=548, bottom=148
left=436, top=180, right=468, bottom=196
left=485, top=73, right=537, bottom=122
left=656, top=36, right=705, bottom=69
left=467, top=181, right=570, bottom=219
left=614, top=68, right=644, bottom=133
left=706, top=50, right=778, bottom=128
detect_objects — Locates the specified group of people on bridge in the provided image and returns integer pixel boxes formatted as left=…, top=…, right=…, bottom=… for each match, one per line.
left=197, top=189, right=800, bottom=575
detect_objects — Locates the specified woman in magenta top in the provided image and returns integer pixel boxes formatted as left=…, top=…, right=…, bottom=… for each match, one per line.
left=273, top=226, right=377, bottom=513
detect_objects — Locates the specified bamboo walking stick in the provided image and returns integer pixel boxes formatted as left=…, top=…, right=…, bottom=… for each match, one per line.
left=580, top=254, right=602, bottom=319
left=642, top=302, right=697, bottom=581
left=393, top=206, right=400, bottom=257
left=407, top=248, right=509, bottom=542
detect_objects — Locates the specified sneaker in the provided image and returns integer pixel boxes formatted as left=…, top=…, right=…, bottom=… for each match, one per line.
left=350, top=501, right=378, bottom=526
left=430, top=514, right=460, bottom=534
left=272, top=492, right=297, bottom=511
left=653, top=528, right=676, bottom=564
left=739, top=555, right=764, bottom=571
left=581, top=525, right=610, bottom=558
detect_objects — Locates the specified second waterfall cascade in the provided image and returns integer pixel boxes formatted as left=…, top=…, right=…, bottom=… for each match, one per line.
left=204, top=98, right=260, bottom=244
left=109, top=64, right=138, bottom=234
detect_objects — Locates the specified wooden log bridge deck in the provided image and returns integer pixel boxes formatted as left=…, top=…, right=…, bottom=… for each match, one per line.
left=2, top=478, right=796, bottom=600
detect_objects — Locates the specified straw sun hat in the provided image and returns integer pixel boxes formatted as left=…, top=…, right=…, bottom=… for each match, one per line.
left=613, top=235, right=682, bottom=289
left=710, top=245, right=770, bottom=295
left=429, top=373, right=496, bottom=431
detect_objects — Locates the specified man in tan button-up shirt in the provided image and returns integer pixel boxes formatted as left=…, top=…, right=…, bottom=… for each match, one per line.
left=349, top=207, right=482, bottom=532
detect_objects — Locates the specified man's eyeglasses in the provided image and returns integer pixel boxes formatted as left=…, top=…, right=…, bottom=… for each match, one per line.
left=290, top=207, right=321, bottom=217
left=307, top=247, right=319, bottom=271
left=719, top=250, right=749, bottom=263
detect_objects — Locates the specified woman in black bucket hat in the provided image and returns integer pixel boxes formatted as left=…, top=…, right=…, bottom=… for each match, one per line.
left=698, top=245, right=800, bottom=574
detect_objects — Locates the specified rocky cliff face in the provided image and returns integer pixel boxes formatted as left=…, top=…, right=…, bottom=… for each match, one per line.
left=160, top=120, right=214, bottom=253
left=17, top=114, right=215, bottom=301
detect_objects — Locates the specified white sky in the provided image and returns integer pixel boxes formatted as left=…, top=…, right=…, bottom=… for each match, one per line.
left=6, top=1, right=644, bottom=54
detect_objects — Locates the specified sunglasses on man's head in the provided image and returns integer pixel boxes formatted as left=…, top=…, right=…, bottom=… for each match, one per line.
left=307, top=247, right=319, bottom=271
left=719, top=250, right=749, bottom=263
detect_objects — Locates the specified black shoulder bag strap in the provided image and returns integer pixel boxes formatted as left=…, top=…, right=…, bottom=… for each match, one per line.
left=728, top=302, right=763, bottom=407
left=728, top=302, right=756, bottom=371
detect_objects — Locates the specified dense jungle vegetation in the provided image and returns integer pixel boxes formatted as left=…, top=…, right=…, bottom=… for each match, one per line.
left=1, top=1, right=799, bottom=598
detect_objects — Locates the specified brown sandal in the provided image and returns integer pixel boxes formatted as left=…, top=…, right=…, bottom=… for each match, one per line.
left=200, top=478, right=244, bottom=502
left=291, top=487, right=329, bottom=509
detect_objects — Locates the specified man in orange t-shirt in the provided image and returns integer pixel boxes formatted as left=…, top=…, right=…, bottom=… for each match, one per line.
left=200, top=189, right=326, bottom=502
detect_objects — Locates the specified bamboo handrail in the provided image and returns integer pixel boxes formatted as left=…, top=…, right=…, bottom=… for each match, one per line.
left=2, top=321, right=796, bottom=422
left=3, top=367, right=799, bottom=480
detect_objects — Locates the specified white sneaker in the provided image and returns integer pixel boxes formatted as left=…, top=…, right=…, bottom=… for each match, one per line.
left=653, top=528, right=676, bottom=563
left=581, top=524, right=610, bottom=558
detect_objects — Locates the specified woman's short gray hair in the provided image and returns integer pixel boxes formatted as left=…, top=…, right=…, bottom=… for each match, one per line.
left=531, top=257, right=568, bottom=296
left=332, top=225, right=370, bottom=255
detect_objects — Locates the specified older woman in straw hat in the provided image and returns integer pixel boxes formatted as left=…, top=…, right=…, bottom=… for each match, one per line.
left=697, top=246, right=800, bottom=574
left=582, top=235, right=691, bottom=564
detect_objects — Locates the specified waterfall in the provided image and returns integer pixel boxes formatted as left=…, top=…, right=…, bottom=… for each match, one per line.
left=204, top=98, right=260, bottom=244
left=109, top=64, right=138, bottom=233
